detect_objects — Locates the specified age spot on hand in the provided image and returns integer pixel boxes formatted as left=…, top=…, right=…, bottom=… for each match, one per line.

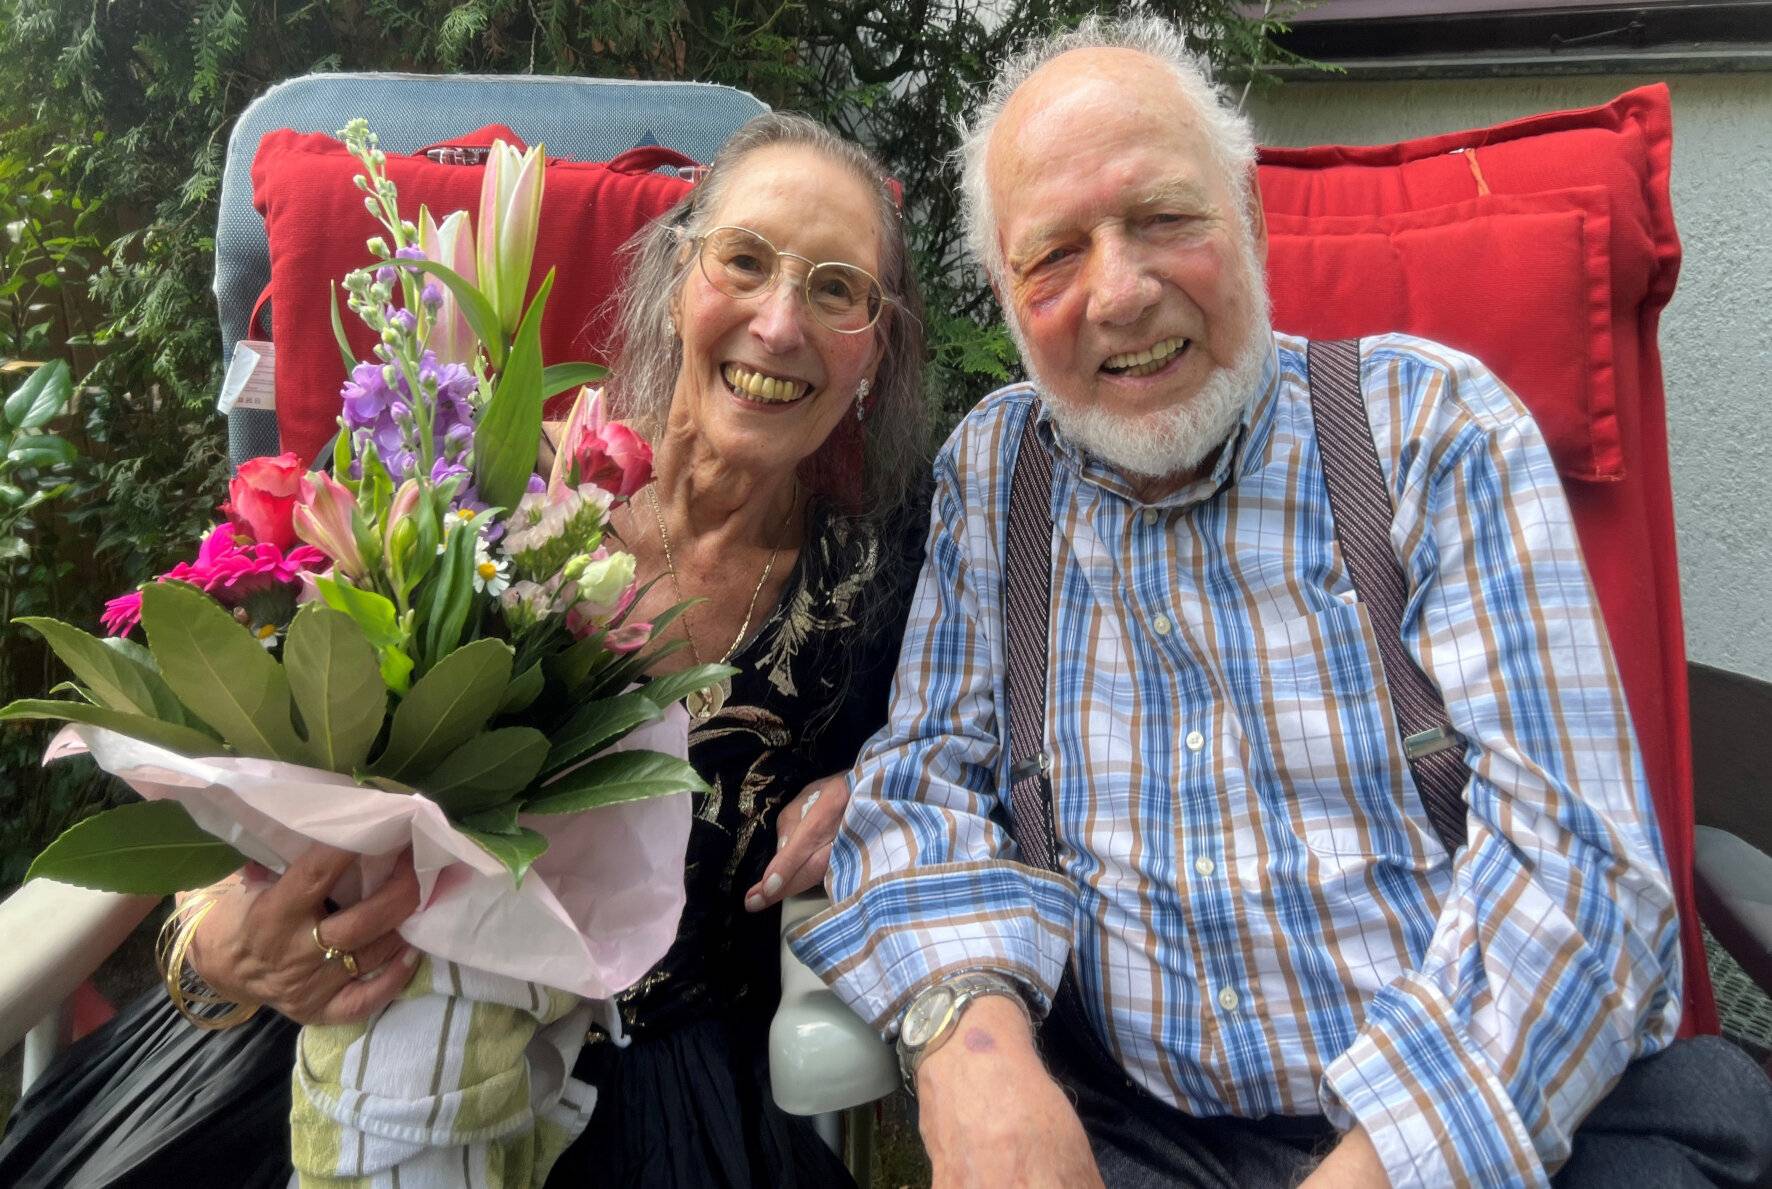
left=962, top=1027, right=997, bottom=1053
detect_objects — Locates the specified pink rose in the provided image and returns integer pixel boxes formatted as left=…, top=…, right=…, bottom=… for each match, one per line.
left=572, top=420, right=653, bottom=499
left=222, top=453, right=304, bottom=549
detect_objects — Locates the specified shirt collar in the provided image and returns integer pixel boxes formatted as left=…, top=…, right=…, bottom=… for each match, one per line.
left=1033, top=336, right=1282, bottom=509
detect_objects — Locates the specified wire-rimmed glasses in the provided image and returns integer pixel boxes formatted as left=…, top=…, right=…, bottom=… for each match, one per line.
left=689, top=225, right=898, bottom=335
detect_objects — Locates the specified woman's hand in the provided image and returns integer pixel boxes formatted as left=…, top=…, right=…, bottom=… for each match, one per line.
left=186, top=845, right=423, bottom=1025
left=744, top=772, right=850, bottom=911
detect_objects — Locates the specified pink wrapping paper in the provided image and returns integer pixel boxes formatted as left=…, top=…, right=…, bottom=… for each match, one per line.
left=45, top=711, right=692, bottom=998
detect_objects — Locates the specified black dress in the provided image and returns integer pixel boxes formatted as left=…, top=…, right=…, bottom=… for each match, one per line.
left=0, top=498, right=924, bottom=1189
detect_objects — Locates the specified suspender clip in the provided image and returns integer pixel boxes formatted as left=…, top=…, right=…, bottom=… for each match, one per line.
left=1403, top=725, right=1464, bottom=760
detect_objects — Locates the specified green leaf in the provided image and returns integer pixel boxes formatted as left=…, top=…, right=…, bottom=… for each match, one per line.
left=459, top=825, right=548, bottom=887
left=283, top=604, right=386, bottom=773
left=582, top=638, right=688, bottom=703
left=26, top=800, right=247, bottom=894
left=3, top=358, right=71, bottom=429
left=0, top=698, right=222, bottom=756
left=498, top=661, right=544, bottom=715
left=550, top=597, right=691, bottom=696
left=328, top=283, right=356, bottom=374
left=373, top=637, right=512, bottom=780
left=540, top=361, right=608, bottom=401
left=460, top=801, right=522, bottom=835
left=7, top=433, right=75, bottom=468
left=18, top=616, right=179, bottom=721
left=416, top=515, right=480, bottom=671
left=525, top=749, right=708, bottom=815
left=542, top=690, right=664, bottom=778
left=397, top=258, right=505, bottom=369
left=316, top=576, right=412, bottom=695
left=640, top=663, right=739, bottom=713
left=98, top=635, right=193, bottom=724
left=423, top=726, right=548, bottom=816
left=140, top=582, right=303, bottom=761
left=473, top=268, right=554, bottom=516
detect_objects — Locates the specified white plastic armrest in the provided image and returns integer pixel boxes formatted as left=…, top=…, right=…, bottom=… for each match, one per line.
left=0, top=880, right=158, bottom=1055
left=769, top=892, right=897, bottom=1115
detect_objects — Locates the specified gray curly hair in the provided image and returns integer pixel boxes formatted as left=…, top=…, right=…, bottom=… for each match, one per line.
left=603, top=111, right=927, bottom=521
left=956, top=13, right=1259, bottom=285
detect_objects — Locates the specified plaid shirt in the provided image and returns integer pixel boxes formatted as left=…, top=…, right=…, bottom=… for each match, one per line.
left=791, top=333, right=1682, bottom=1187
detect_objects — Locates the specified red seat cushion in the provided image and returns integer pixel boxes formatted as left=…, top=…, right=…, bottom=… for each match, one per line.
left=1257, top=84, right=1714, bottom=1033
left=1266, top=188, right=1620, bottom=482
left=252, top=125, right=690, bottom=466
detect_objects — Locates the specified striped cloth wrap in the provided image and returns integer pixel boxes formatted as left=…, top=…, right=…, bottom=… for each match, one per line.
left=290, top=956, right=612, bottom=1187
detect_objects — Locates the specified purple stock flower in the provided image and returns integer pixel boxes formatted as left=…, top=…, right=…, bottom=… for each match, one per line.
left=421, top=282, right=444, bottom=310
left=395, top=245, right=427, bottom=261
left=390, top=308, right=418, bottom=336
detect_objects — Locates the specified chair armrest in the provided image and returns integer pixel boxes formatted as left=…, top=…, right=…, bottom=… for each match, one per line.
left=769, top=892, right=898, bottom=1116
left=0, top=880, right=158, bottom=1054
left=1694, top=824, right=1772, bottom=998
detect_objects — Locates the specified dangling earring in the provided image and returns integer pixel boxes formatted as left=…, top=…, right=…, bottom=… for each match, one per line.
left=854, top=378, right=871, bottom=424
left=667, top=312, right=678, bottom=338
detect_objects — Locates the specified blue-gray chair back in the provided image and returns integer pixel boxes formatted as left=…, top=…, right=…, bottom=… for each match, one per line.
left=216, top=73, right=767, bottom=466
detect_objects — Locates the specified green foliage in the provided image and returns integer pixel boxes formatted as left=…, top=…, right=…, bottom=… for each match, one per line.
left=26, top=798, right=248, bottom=893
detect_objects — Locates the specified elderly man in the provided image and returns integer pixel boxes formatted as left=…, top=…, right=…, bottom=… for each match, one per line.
left=791, top=15, right=1772, bottom=1189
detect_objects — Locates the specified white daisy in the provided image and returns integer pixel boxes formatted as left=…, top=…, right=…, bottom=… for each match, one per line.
left=473, top=541, right=510, bottom=597
left=252, top=623, right=281, bottom=650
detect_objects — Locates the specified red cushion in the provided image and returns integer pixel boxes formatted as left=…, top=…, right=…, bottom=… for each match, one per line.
left=1266, top=187, right=1620, bottom=481
left=252, top=126, right=690, bottom=466
left=1258, top=85, right=1713, bottom=1033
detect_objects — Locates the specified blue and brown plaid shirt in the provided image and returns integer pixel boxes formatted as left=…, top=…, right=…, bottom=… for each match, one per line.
left=791, top=332, right=1681, bottom=1187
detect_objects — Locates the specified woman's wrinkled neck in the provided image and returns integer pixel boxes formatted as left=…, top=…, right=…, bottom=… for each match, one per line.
left=650, top=410, right=802, bottom=549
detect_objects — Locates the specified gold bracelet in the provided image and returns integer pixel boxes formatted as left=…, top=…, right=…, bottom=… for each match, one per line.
left=155, top=890, right=261, bottom=1031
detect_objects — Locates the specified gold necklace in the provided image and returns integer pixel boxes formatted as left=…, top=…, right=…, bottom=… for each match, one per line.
left=646, top=481, right=796, bottom=720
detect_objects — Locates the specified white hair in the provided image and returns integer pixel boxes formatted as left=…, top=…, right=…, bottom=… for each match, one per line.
left=956, top=12, right=1259, bottom=284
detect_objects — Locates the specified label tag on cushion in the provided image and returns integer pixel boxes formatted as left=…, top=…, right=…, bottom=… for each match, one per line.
left=218, top=339, right=277, bottom=413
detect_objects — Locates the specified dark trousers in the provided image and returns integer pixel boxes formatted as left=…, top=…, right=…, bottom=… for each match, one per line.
left=1044, top=1020, right=1772, bottom=1188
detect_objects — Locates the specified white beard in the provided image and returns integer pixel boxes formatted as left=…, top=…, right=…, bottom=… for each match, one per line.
left=1009, top=235, right=1274, bottom=482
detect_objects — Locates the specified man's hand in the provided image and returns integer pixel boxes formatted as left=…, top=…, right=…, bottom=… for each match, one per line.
left=745, top=772, right=849, bottom=911
left=915, top=995, right=1104, bottom=1189
left=1299, top=1125, right=1389, bottom=1189
left=187, top=845, right=422, bottom=1025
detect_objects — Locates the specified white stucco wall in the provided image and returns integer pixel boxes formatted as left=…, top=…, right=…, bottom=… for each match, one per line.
left=1247, top=73, right=1772, bottom=682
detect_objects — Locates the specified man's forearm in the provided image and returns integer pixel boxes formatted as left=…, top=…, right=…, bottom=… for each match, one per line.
left=1300, top=1125, right=1388, bottom=1189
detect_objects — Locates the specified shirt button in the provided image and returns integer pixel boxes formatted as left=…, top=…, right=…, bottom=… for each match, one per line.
left=1217, top=987, right=1239, bottom=1011
left=1194, top=856, right=1215, bottom=877
left=1141, top=508, right=1159, bottom=527
left=1185, top=729, right=1205, bottom=752
left=1152, top=614, right=1172, bottom=635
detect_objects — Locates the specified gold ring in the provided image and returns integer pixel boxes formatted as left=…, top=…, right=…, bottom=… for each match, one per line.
left=312, top=921, right=358, bottom=975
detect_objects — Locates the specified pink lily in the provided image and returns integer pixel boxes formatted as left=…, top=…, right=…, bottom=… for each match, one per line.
left=382, top=479, right=423, bottom=569
left=293, top=473, right=368, bottom=580
left=475, top=138, right=546, bottom=338
left=417, top=206, right=480, bottom=366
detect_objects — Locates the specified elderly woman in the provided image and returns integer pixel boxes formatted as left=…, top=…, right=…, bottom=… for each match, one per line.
left=0, top=112, right=927, bottom=1189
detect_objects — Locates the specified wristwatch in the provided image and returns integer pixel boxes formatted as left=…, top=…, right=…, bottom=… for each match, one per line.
left=895, top=970, right=1030, bottom=1090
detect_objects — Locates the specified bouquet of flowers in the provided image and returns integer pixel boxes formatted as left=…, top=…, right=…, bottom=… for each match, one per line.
left=2, top=122, right=723, bottom=1187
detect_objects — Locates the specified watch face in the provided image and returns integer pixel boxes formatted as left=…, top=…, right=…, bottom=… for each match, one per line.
left=902, top=985, right=955, bottom=1048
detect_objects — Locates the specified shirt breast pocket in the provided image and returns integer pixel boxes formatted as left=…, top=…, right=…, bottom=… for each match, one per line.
left=1248, top=599, right=1436, bottom=866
